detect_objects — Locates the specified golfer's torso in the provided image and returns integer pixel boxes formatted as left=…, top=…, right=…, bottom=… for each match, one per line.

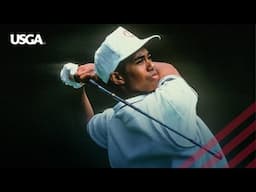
left=108, top=76, right=201, bottom=167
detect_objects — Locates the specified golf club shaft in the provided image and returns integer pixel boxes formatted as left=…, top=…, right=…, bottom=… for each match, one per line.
left=88, top=79, right=222, bottom=160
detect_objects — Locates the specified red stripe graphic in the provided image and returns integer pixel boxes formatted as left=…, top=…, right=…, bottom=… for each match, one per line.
left=202, top=121, right=255, bottom=168
left=179, top=137, right=219, bottom=168
left=246, top=158, right=256, bottom=168
left=179, top=102, right=256, bottom=168
left=228, top=140, right=256, bottom=168
left=215, top=102, right=256, bottom=141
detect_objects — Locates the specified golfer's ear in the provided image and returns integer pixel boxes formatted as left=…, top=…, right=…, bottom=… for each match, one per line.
left=110, top=72, right=125, bottom=85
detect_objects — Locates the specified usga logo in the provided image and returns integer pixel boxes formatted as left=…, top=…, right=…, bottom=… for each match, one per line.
left=10, top=33, right=46, bottom=45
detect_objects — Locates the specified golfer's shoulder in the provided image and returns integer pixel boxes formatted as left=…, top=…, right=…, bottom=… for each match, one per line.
left=153, top=62, right=180, bottom=77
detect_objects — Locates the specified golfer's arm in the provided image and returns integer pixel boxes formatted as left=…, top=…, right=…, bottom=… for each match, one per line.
left=82, top=87, right=94, bottom=124
left=154, top=62, right=180, bottom=79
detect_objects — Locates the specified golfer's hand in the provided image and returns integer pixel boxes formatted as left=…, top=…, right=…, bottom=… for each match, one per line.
left=74, top=63, right=98, bottom=83
left=60, top=63, right=85, bottom=89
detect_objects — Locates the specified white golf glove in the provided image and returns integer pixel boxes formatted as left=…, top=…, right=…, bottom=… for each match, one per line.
left=60, top=63, right=85, bottom=89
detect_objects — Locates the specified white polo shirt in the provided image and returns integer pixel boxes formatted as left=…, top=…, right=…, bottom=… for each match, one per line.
left=87, top=75, right=229, bottom=168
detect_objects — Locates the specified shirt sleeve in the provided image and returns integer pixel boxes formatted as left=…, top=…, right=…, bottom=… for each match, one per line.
left=155, top=75, right=200, bottom=147
left=158, top=75, right=199, bottom=113
left=86, top=108, right=114, bottom=149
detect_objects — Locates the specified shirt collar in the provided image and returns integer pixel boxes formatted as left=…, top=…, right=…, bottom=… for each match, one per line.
left=113, top=75, right=178, bottom=112
left=158, top=75, right=178, bottom=87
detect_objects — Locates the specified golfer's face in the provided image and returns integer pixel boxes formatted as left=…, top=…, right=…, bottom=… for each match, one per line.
left=124, top=48, right=160, bottom=93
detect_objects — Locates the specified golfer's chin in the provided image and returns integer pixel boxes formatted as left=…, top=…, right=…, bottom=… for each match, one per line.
left=144, top=81, right=159, bottom=93
left=129, top=79, right=160, bottom=95
left=152, top=77, right=160, bottom=90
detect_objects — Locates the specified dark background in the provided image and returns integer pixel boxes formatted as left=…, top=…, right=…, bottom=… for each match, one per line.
left=0, top=24, right=254, bottom=168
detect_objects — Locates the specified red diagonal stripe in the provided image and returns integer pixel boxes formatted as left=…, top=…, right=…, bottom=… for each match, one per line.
left=202, top=121, right=255, bottom=168
left=246, top=158, right=256, bottom=168
left=179, top=138, right=219, bottom=168
left=222, top=122, right=255, bottom=155
left=215, top=102, right=256, bottom=141
left=228, top=140, right=256, bottom=168
left=179, top=102, right=256, bottom=168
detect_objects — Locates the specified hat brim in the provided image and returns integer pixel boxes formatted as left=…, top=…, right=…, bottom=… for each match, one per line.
left=118, top=35, right=161, bottom=65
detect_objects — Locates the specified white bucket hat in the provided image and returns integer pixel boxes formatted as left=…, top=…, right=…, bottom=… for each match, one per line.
left=94, top=26, right=161, bottom=83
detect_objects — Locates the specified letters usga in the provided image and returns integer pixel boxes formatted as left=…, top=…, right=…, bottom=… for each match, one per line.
left=10, top=34, right=45, bottom=45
